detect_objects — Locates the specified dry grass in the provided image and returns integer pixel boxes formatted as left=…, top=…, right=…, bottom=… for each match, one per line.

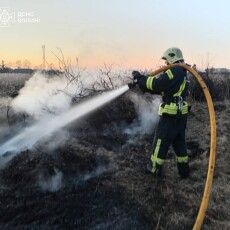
left=0, top=73, right=31, bottom=97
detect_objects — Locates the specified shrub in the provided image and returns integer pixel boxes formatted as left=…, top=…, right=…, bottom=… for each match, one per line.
left=188, top=70, right=230, bottom=101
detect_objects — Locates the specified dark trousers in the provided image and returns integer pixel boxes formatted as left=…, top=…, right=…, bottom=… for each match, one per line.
left=151, top=115, right=189, bottom=178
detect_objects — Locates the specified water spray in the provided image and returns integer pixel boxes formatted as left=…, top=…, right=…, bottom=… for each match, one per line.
left=0, top=85, right=129, bottom=159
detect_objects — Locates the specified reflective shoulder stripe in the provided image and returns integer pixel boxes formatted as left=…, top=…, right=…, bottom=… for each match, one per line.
left=146, top=76, right=154, bottom=90
left=165, top=69, right=174, bottom=80
left=174, top=77, right=186, bottom=96
left=176, top=156, right=189, bottom=163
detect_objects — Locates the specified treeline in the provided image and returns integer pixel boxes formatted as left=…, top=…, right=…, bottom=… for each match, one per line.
left=0, top=67, right=62, bottom=75
left=0, top=67, right=34, bottom=74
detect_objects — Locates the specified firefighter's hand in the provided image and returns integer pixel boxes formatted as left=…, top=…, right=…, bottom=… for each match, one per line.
left=128, top=82, right=136, bottom=89
left=132, top=70, right=142, bottom=82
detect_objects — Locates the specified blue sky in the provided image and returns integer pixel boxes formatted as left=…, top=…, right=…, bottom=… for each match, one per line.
left=1, top=0, right=230, bottom=69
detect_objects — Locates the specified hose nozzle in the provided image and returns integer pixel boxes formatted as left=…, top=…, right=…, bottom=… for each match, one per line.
left=128, top=79, right=138, bottom=89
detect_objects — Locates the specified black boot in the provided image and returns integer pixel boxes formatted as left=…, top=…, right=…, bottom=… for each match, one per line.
left=146, top=162, right=162, bottom=177
left=177, top=162, right=190, bottom=178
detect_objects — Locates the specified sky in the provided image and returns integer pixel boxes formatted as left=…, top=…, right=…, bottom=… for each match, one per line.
left=0, top=0, right=230, bottom=70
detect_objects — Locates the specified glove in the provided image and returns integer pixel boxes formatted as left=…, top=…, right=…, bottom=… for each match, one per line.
left=132, top=70, right=142, bottom=82
left=128, top=82, right=136, bottom=89
left=128, top=71, right=142, bottom=89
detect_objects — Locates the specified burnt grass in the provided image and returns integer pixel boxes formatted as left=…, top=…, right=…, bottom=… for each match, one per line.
left=0, top=93, right=230, bottom=229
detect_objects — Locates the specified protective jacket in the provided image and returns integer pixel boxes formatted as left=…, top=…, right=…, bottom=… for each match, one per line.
left=137, top=66, right=189, bottom=116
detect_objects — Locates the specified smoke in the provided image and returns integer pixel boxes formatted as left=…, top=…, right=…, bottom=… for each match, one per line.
left=11, top=72, right=79, bottom=120
left=38, top=166, right=108, bottom=192
left=1, top=71, right=90, bottom=163
left=10, top=70, right=129, bottom=120
left=38, top=168, right=63, bottom=192
left=75, top=166, right=109, bottom=186
left=124, top=93, right=161, bottom=138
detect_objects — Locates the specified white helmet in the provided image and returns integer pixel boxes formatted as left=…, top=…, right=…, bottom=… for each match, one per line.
left=162, top=47, right=184, bottom=64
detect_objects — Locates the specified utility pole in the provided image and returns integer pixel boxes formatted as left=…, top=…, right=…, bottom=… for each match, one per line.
left=42, top=45, right=46, bottom=70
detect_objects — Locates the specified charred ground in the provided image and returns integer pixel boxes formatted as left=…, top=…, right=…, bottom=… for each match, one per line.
left=0, top=74, right=229, bottom=229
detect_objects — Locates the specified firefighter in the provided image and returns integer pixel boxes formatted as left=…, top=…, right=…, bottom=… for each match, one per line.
left=130, top=47, right=190, bottom=178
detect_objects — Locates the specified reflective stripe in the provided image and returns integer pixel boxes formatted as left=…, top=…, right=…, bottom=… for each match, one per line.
left=151, top=139, right=164, bottom=166
left=174, top=77, right=186, bottom=96
left=158, top=102, right=189, bottom=115
left=166, top=69, right=174, bottom=80
left=176, top=156, right=189, bottom=163
left=158, top=74, right=188, bottom=116
left=146, top=77, right=154, bottom=90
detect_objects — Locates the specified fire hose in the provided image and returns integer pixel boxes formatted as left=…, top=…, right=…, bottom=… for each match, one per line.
left=147, top=63, right=216, bottom=229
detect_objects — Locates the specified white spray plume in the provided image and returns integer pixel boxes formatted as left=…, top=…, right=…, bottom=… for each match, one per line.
left=10, top=70, right=129, bottom=120
left=125, top=93, right=160, bottom=136
left=11, top=72, right=78, bottom=120
left=0, top=85, right=129, bottom=161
